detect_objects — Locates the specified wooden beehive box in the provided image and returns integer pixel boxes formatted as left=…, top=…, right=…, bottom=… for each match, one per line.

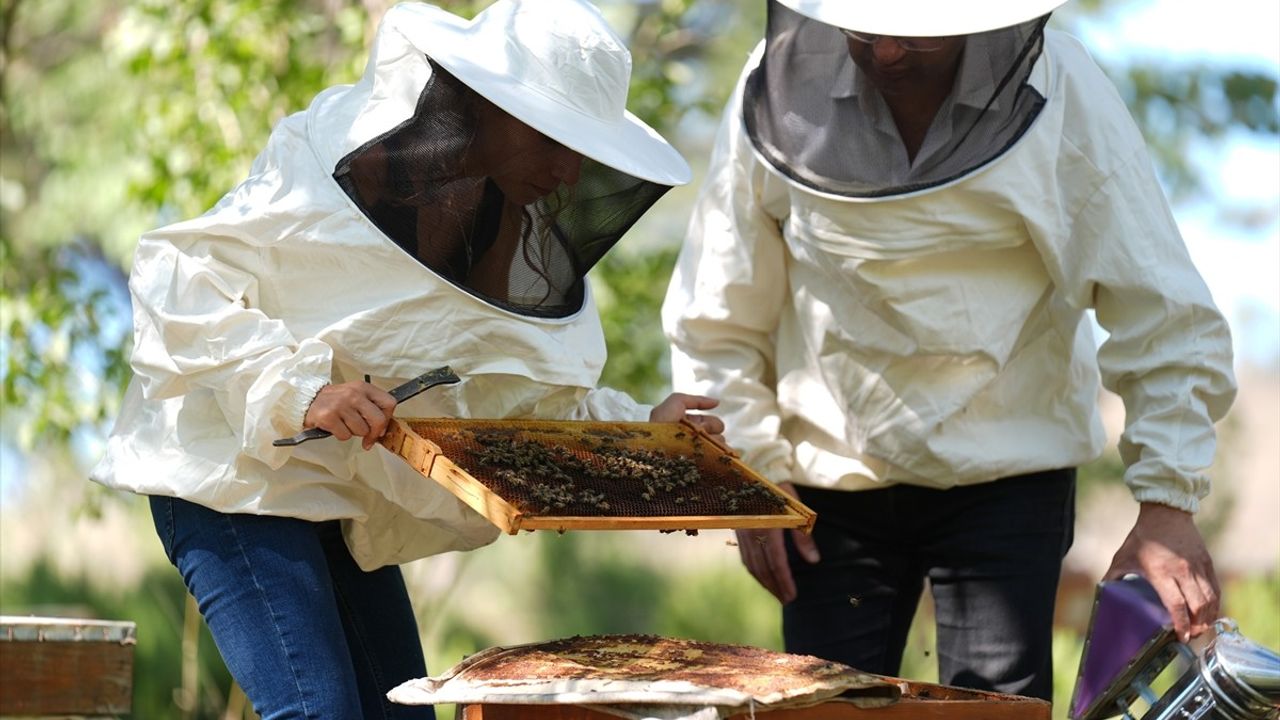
left=0, top=616, right=135, bottom=716
left=379, top=417, right=815, bottom=534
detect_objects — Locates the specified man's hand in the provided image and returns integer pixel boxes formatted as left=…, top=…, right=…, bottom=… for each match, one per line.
left=650, top=393, right=726, bottom=444
left=735, top=482, right=821, bottom=604
left=1104, top=502, right=1220, bottom=642
left=304, top=380, right=397, bottom=451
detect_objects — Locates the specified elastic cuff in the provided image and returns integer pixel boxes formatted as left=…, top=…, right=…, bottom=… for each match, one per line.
left=284, top=374, right=331, bottom=433
left=1131, top=486, right=1200, bottom=514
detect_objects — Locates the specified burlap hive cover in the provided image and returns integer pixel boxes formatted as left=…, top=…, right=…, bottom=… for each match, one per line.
left=388, top=634, right=900, bottom=713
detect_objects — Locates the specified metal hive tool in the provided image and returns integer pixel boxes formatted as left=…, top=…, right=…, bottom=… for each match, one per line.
left=378, top=417, right=817, bottom=534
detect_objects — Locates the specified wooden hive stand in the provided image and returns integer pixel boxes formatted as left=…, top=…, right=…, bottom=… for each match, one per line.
left=0, top=616, right=136, bottom=717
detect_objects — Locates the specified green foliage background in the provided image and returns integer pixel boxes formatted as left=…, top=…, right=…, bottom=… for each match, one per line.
left=1, top=1, right=1276, bottom=718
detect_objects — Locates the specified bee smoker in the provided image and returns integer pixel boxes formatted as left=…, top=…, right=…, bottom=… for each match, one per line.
left=1069, top=575, right=1279, bottom=719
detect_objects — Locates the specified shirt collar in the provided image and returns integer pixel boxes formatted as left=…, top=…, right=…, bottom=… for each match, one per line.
left=831, top=53, right=858, bottom=100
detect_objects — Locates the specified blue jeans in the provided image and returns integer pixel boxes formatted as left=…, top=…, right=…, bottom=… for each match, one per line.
left=782, top=470, right=1076, bottom=701
left=150, top=496, right=435, bottom=720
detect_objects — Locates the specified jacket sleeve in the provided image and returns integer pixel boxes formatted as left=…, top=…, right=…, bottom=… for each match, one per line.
left=127, top=230, right=333, bottom=469
left=1048, top=146, right=1236, bottom=513
left=661, top=87, right=794, bottom=485
left=578, top=387, right=651, bottom=422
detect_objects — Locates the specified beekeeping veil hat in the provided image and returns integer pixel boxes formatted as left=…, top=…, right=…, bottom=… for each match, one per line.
left=312, top=0, right=691, bottom=318
left=747, top=0, right=1067, bottom=198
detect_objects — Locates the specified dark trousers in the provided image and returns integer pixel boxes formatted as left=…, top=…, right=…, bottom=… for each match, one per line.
left=151, top=496, right=434, bottom=720
left=783, top=469, right=1075, bottom=701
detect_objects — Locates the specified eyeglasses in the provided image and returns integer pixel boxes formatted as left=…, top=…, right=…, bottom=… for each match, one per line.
left=838, top=28, right=947, bottom=53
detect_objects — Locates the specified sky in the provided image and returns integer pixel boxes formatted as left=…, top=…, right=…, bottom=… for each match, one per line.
left=1077, top=0, right=1280, bottom=368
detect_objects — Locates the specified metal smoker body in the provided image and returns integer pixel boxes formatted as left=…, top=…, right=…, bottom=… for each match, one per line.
left=1070, top=575, right=1279, bottom=720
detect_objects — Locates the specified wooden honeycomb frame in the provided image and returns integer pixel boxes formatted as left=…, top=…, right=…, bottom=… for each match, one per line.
left=378, top=417, right=816, bottom=534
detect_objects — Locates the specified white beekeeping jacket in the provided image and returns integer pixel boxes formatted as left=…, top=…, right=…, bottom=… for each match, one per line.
left=92, top=5, right=653, bottom=570
left=663, top=31, right=1236, bottom=512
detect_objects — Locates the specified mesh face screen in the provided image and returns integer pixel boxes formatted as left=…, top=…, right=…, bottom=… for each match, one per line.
left=745, top=1, right=1049, bottom=198
left=401, top=419, right=790, bottom=519
left=334, top=61, right=671, bottom=318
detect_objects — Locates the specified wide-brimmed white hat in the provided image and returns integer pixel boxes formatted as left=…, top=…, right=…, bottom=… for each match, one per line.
left=774, top=0, right=1068, bottom=37
left=388, top=0, right=691, bottom=186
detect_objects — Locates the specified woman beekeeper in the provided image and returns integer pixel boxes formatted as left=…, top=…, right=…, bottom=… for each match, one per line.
left=662, top=0, right=1235, bottom=701
left=91, top=0, right=719, bottom=716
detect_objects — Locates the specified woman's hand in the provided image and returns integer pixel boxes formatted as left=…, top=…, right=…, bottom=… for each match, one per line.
left=303, top=380, right=397, bottom=450
left=650, top=393, right=726, bottom=444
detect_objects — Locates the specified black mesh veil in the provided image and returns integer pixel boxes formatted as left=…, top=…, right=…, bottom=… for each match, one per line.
left=745, top=1, right=1051, bottom=198
left=334, top=60, right=671, bottom=318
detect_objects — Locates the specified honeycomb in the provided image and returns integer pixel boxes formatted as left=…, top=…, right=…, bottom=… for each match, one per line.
left=400, top=419, right=789, bottom=519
